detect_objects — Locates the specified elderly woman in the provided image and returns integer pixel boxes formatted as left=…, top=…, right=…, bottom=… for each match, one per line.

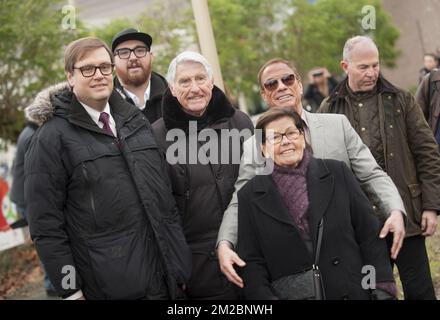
left=237, top=108, right=397, bottom=300
left=152, top=51, right=254, bottom=299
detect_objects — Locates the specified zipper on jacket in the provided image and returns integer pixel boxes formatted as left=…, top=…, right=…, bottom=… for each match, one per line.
left=82, top=163, right=97, bottom=228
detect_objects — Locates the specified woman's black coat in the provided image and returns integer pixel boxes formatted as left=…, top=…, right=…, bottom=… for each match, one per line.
left=237, top=157, right=394, bottom=300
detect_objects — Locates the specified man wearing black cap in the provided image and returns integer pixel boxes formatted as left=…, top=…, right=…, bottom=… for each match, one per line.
left=112, top=28, right=168, bottom=124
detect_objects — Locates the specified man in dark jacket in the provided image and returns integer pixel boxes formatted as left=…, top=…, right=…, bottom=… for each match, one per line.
left=319, top=35, right=440, bottom=300
left=24, top=37, right=191, bottom=300
left=152, top=51, right=254, bottom=299
left=112, top=28, right=168, bottom=124
left=10, top=121, right=39, bottom=221
left=415, top=69, right=440, bottom=146
left=10, top=119, right=58, bottom=297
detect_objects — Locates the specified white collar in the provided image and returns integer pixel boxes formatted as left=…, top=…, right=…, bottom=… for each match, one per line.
left=79, top=101, right=112, bottom=126
left=123, top=81, right=151, bottom=110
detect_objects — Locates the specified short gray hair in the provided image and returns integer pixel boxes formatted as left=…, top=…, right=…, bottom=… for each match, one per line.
left=166, top=51, right=213, bottom=87
left=342, top=35, right=378, bottom=62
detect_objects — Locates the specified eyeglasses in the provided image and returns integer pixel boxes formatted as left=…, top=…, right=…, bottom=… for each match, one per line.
left=176, top=74, right=209, bottom=88
left=266, top=128, right=302, bottom=145
left=73, top=63, right=114, bottom=77
left=263, top=74, right=296, bottom=92
left=114, top=46, right=149, bottom=59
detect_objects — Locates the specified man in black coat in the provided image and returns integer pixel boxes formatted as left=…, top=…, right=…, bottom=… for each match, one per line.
left=24, top=37, right=191, bottom=300
left=112, top=28, right=168, bottom=124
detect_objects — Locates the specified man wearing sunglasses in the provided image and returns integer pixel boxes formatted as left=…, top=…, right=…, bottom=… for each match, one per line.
left=216, top=58, right=407, bottom=297
left=112, top=28, right=168, bottom=124
left=24, top=37, right=191, bottom=300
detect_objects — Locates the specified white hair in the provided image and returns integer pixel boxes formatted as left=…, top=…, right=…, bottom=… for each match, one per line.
left=342, top=36, right=378, bottom=62
left=166, top=51, right=213, bottom=87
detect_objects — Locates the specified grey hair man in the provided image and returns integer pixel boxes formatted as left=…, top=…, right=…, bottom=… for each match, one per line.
left=319, top=35, right=440, bottom=300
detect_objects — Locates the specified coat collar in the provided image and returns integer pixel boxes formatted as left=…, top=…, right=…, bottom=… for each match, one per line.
left=67, top=90, right=140, bottom=136
left=161, top=85, right=235, bottom=131
left=327, top=74, right=400, bottom=103
left=252, top=157, right=334, bottom=245
left=430, top=69, right=440, bottom=82
left=114, top=71, right=168, bottom=102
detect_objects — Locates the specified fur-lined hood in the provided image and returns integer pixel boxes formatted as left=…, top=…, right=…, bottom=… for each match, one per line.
left=25, top=82, right=70, bottom=126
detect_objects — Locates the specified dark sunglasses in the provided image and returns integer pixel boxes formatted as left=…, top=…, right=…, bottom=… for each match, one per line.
left=263, top=74, right=296, bottom=91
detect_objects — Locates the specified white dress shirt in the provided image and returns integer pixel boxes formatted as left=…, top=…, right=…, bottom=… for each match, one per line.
left=80, top=102, right=117, bottom=137
left=123, top=82, right=151, bottom=110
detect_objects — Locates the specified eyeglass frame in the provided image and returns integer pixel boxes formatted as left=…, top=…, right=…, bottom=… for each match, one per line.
left=263, top=73, right=296, bottom=92
left=73, top=63, right=114, bottom=77
left=114, top=46, right=150, bottom=59
left=265, top=128, right=302, bottom=145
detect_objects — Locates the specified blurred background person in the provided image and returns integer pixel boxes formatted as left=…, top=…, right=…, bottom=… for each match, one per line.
left=303, top=67, right=338, bottom=112
left=419, top=53, right=438, bottom=83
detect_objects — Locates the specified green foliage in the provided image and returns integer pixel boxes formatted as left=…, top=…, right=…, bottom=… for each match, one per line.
left=90, top=18, right=133, bottom=48
left=1, top=0, right=401, bottom=140
left=207, top=0, right=400, bottom=113
left=91, top=1, right=195, bottom=76
left=0, top=0, right=82, bottom=143
left=208, top=0, right=289, bottom=109
left=280, top=0, right=400, bottom=76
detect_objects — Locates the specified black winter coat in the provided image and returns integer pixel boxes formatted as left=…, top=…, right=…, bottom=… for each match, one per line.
left=10, top=122, right=38, bottom=208
left=237, top=158, right=394, bottom=300
left=24, top=83, right=191, bottom=300
left=114, top=71, right=168, bottom=124
left=152, top=86, right=254, bottom=299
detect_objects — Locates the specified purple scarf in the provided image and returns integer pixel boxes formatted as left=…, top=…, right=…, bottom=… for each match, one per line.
left=271, top=150, right=312, bottom=236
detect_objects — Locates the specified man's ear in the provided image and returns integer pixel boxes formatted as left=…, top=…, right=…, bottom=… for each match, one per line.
left=340, top=60, right=349, bottom=74
left=67, top=72, right=74, bottom=89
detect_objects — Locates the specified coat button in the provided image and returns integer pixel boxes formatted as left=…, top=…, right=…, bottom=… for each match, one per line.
left=361, top=127, right=366, bottom=132
left=358, top=103, right=363, bottom=107
left=332, top=257, right=340, bottom=266
left=210, top=251, right=216, bottom=258
left=216, top=172, right=222, bottom=180
left=389, top=125, right=393, bottom=129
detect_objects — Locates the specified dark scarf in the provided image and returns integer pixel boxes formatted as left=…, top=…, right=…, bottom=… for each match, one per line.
left=271, top=149, right=312, bottom=236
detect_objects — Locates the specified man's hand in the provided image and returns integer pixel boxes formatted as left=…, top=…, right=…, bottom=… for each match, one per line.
left=217, top=241, right=246, bottom=288
left=421, top=210, right=438, bottom=237
left=379, top=210, right=405, bottom=260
